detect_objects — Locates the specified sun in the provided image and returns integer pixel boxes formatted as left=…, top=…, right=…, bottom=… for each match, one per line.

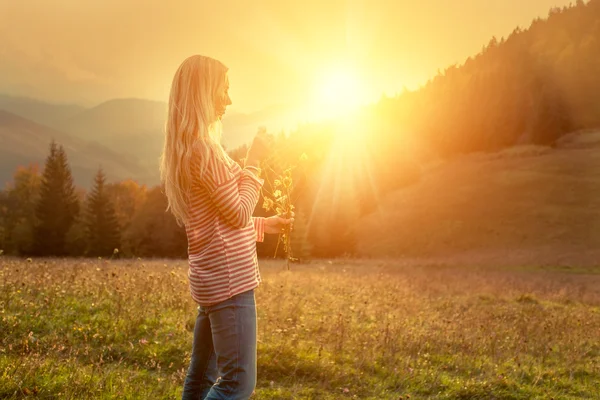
left=309, top=66, right=366, bottom=120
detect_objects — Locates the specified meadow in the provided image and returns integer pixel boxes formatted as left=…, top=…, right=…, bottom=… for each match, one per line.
left=1, top=257, right=599, bottom=399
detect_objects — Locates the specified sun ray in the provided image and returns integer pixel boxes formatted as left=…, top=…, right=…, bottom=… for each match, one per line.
left=306, top=114, right=384, bottom=242
left=307, top=64, right=366, bottom=121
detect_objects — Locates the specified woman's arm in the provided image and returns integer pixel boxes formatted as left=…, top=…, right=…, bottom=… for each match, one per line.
left=252, top=217, right=266, bottom=242
left=198, top=146, right=264, bottom=229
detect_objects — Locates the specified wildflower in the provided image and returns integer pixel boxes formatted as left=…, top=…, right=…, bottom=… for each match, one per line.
left=282, top=176, right=292, bottom=188
left=262, top=198, right=274, bottom=211
left=113, top=248, right=119, bottom=254
left=274, top=190, right=282, bottom=198
left=0, top=250, right=3, bottom=256
left=274, top=179, right=282, bottom=187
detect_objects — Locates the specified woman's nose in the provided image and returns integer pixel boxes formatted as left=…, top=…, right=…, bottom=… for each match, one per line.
left=226, top=94, right=232, bottom=106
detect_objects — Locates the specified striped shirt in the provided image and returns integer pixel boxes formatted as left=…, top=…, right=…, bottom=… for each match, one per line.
left=185, top=142, right=266, bottom=306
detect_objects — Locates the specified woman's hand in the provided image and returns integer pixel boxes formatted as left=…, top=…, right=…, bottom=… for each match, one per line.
left=264, top=212, right=295, bottom=235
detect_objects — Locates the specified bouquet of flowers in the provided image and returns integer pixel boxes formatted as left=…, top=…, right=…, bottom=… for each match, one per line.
left=258, top=128, right=308, bottom=270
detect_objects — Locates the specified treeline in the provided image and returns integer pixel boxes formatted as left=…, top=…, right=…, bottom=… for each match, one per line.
left=377, top=0, right=600, bottom=157
left=0, top=141, right=187, bottom=258
left=0, top=137, right=334, bottom=259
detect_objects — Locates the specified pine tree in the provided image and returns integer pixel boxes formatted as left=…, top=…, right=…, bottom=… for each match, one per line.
left=5, top=164, right=42, bottom=255
left=85, top=168, right=120, bottom=257
left=33, top=141, right=80, bottom=256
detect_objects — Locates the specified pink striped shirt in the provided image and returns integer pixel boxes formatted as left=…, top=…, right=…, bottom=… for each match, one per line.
left=185, top=142, right=266, bottom=306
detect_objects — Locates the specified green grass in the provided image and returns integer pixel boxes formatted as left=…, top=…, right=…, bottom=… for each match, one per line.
left=1, top=257, right=599, bottom=399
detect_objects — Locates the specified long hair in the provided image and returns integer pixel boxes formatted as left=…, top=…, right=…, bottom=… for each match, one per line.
left=160, top=55, right=231, bottom=226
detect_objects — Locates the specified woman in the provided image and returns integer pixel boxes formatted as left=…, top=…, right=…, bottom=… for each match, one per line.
left=160, top=55, right=294, bottom=399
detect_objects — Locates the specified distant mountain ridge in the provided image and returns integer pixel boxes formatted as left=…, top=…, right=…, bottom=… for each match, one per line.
left=0, top=94, right=301, bottom=187
left=0, top=94, right=85, bottom=129
left=0, top=109, right=155, bottom=189
left=59, top=98, right=167, bottom=139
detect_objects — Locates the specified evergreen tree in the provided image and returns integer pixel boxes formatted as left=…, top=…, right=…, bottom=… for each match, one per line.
left=4, top=164, right=42, bottom=255
left=127, top=187, right=187, bottom=258
left=0, top=190, right=8, bottom=253
left=104, top=179, right=148, bottom=256
left=85, top=168, right=120, bottom=257
left=33, top=141, right=80, bottom=256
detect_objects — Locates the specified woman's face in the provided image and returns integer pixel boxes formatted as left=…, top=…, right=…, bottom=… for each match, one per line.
left=215, top=74, right=232, bottom=119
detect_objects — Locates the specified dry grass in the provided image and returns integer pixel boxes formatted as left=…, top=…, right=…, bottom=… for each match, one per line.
left=1, top=257, right=599, bottom=399
left=358, top=137, right=600, bottom=265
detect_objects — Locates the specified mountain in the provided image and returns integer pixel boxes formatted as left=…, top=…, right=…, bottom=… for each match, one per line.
left=0, top=110, right=155, bottom=189
left=53, top=98, right=301, bottom=167
left=54, top=98, right=168, bottom=171
left=373, top=0, right=600, bottom=161
left=0, top=94, right=85, bottom=129
left=60, top=98, right=167, bottom=140
left=356, top=130, right=600, bottom=267
left=0, top=94, right=303, bottom=187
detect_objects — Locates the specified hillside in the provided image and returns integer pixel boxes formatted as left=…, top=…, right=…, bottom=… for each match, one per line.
left=356, top=130, right=600, bottom=266
left=0, top=110, right=155, bottom=189
left=59, top=98, right=167, bottom=140
left=371, top=0, right=600, bottom=161
left=19, top=97, right=298, bottom=171
left=55, top=98, right=167, bottom=170
left=0, top=94, right=85, bottom=128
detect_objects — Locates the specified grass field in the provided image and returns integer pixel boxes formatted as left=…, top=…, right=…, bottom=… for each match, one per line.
left=1, top=257, right=599, bottom=399
left=358, top=136, right=600, bottom=266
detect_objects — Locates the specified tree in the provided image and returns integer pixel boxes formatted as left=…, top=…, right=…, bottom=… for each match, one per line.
left=84, top=168, right=120, bottom=257
left=3, top=164, right=42, bottom=255
left=307, top=165, right=360, bottom=257
left=65, top=186, right=88, bottom=256
left=290, top=209, right=312, bottom=262
left=127, top=186, right=187, bottom=257
left=0, top=190, right=8, bottom=253
left=33, top=141, right=80, bottom=256
left=105, top=179, right=147, bottom=256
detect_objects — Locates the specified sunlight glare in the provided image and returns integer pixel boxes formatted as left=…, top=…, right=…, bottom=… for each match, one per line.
left=309, top=66, right=365, bottom=120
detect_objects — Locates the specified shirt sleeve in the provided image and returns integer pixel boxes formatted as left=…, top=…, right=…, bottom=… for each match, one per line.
left=252, top=217, right=266, bottom=242
left=198, top=146, right=264, bottom=229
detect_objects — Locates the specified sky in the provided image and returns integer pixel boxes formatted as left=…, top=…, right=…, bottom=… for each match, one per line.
left=0, top=0, right=575, bottom=113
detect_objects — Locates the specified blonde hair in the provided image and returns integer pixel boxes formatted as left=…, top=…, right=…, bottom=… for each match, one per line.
left=160, top=55, right=231, bottom=226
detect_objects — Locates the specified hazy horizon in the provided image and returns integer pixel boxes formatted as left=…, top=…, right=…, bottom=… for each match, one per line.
left=0, top=0, right=575, bottom=113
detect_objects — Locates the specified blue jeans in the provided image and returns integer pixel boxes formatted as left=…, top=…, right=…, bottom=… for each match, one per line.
left=182, top=289, right=257, bottom=400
